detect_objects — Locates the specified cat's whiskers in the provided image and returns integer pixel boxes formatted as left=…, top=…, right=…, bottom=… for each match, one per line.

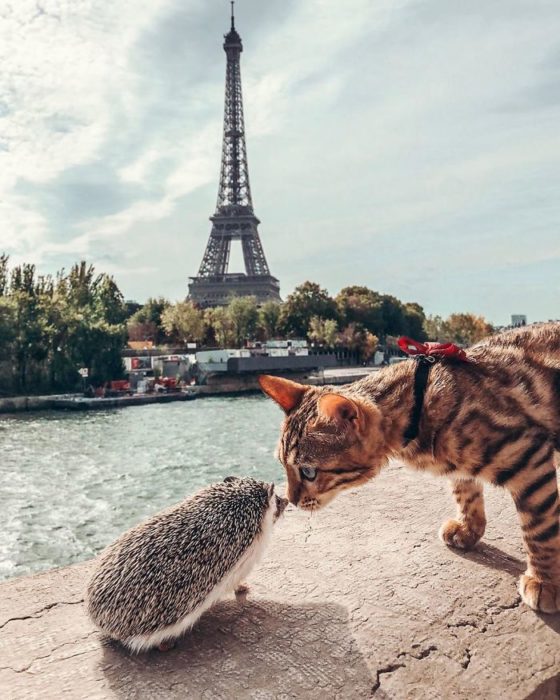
left=304, top=511, right=314, bottom=543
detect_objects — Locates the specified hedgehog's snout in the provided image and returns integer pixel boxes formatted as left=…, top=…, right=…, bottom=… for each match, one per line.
left=274, top=495, right=289, bottom=521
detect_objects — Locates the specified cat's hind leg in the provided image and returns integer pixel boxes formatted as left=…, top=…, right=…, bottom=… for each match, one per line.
left=439, top=477, right=486, bottom=551
left=511, top=452, right=560, bottom=613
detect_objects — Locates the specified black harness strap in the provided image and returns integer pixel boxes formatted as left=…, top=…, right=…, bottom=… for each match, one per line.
left=402, top=357, right=433, bottom=447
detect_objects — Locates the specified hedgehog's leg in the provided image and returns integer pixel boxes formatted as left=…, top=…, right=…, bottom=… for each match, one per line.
left=234, top=582, right=250, bottom=596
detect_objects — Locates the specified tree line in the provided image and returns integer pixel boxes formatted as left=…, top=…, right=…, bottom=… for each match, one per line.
left=0, top=257, right=494, bottom=395
left=129, top=281, right=493, bottom=359
left=0, top=257, right=127, bottom=394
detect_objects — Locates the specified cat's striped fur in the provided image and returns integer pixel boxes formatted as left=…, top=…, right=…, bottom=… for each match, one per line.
left=259, top=322, right=560, bottom=613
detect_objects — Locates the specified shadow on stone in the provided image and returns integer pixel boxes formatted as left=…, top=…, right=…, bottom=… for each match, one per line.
left=453, top=543, right=560, bottom=632
left=98, top=598, right=374, bottom=699
left=536, top=612, right=560, bottom=635
left=453, top=541, right=525, bottom=578
left=523, top=672, right=560, bottom=699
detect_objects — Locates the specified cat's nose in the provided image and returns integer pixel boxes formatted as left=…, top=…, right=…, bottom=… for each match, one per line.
left=287, top=482, right=301, bottom=506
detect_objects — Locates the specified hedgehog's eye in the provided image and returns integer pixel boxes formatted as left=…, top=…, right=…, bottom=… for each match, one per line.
left=300, top=467, right=317, bottom=482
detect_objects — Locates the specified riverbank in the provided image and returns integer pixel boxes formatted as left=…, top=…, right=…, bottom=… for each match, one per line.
left=0, top=367, right=379, bottom=413
left=1, top=463, right=558, bottom=698
left=0, top=390, right=196, bottom=413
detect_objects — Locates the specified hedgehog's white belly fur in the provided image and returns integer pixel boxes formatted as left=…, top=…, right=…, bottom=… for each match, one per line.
left=124, top=496, right=276, bottom=652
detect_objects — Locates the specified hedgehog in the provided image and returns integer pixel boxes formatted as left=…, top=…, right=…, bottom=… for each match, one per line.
left=86, top=476, right=288, bottom=652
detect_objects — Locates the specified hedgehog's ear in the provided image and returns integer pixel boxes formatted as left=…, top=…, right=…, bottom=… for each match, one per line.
left=267, top=483, right=275, bottom=499
left=224, top=476, right=238, bottom=484
left=258, top=375, right=307, bottom=413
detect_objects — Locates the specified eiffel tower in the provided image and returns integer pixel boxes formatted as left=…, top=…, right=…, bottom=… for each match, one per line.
left=188, top=3, right=281, bottom=307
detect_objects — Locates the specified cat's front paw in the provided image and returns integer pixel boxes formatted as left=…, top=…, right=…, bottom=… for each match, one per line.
left=519, top=575, right=560, bottom=613
left=439, top=518, right=483, bottom=551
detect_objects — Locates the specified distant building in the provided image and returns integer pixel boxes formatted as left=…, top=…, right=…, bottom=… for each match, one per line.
left=188, top=4, right=281, bottom=307
left=511, top=315, right=527, bottom=327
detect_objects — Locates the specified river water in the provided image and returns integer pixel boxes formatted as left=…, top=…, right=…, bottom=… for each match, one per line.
left=0, top=396, right=285, bottom=581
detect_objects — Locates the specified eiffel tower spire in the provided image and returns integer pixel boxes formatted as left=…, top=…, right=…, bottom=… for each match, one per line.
left=215, top=1, right=253, bottom=216
left=188, top=3, right=281, bottom=308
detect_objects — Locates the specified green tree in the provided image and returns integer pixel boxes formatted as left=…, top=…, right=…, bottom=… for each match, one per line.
left=403, top=302, right=427, bottom=340
left=424, top=313, right=493, bottom=345
left=9, top=264, right=48, bottom=391
left=127, top=319, right=159, bottom=344
left=0, top=297, right=15, bottom=350
left=161, top=301, right=206, bottom=345
left=93, top=275, right=127, bottom=325
left=445, top=313, right=493, bottom=346
left=336, top=286, right=383, bottom=335
left=423, top=315, right=449, bottom=341
left=362, top=331, right=380, bottom=362
left=308, top=316, right=338, bottom=346
left=205, top=306, right=235, bottom=347
left=0, top=256, right=137, bottom=393
left=378, top=294, right=407, bottom=337
left=227, top=296, right=259, bottom=346
left=336, top=323, right=379, bottom=363
left=258, top=301, right=282, bottom=340
left=336, top=286, right=423, bottom=339
left=0, top=253, right=9, bottom=296
left=59, top=265, right=126, bottom=386
left=39, top=283, right=71, bottom=389
left=279, top=281, right=338, bottom=338
left=124, top=300, right=142, bottom=319
left=127, top=296, right=170, bottom=345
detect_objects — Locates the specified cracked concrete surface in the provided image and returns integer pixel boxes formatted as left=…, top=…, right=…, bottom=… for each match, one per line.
left=1, top=463, right=559, bottom=699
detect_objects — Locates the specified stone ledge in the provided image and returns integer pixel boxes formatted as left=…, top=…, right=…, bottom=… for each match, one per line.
left=1, top=463, right=559, bottom=699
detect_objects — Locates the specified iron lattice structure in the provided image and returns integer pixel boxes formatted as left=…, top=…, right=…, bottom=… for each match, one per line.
left=188, top=4, right=281, bottom=307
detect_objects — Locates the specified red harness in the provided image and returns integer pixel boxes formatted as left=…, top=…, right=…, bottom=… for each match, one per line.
left=397, top=336, right=469, bottom=363
left=396, top=336, right=468, bottom=447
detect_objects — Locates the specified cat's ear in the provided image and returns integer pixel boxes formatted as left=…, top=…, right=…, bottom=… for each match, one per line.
left=258, top=375, right=307, bottom=413
left=318, top=393, right=359, bottom=426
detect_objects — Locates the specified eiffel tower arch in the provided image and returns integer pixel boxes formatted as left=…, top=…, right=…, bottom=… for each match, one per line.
left=188, top=3, right=281, bottom=307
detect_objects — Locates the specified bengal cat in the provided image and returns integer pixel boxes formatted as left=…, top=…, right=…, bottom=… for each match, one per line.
left=259, top=323, right=560, bottom=613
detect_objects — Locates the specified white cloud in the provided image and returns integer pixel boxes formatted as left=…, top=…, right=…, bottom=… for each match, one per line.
left=0, top=0, right=175, bottom=250
left=0, top=0, right=559, bottom=322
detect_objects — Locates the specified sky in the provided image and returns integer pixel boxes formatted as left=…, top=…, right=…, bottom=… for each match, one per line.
left=1, top=0, right=559, bottom=325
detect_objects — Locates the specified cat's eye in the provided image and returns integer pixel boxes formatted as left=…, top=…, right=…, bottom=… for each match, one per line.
left=300, top=467, right=317, bottom=482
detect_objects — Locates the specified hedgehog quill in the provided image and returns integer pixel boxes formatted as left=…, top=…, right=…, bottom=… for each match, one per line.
left=86, top=477, right=288, bottom=652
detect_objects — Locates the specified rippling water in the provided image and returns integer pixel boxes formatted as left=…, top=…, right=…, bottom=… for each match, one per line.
left=0, top=396, right=285, bottom=581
